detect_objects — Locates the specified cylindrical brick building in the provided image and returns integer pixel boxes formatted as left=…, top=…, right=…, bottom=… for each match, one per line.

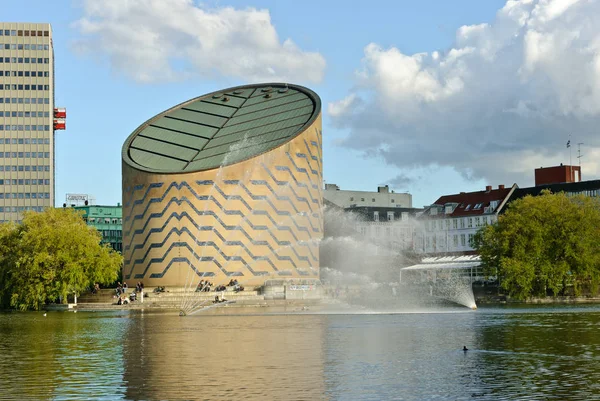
left=121, top=83, right=322, bottom=288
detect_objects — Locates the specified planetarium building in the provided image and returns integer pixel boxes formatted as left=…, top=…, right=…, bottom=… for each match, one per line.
left=122, top=83, right=323, bottom=287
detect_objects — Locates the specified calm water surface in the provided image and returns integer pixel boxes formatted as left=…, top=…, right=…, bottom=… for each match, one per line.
left=1, top=305, right=600, bottom=400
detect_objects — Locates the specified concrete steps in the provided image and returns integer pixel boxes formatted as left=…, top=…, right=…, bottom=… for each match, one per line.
left=76, top=288, right=264, bottom=310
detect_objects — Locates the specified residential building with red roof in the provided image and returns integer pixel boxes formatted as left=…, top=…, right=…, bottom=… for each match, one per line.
left=415, top=184, right=517, bottom=255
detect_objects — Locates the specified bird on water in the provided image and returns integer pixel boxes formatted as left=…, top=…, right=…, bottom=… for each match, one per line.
left=463, top=346, right=469, bottom=351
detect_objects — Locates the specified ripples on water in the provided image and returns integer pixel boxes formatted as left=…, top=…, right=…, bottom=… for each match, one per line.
left=1, top=305, right=600, bottom=400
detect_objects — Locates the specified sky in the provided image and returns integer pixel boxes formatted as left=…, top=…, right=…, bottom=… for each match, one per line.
left=4, top=0, right=600, bottom=208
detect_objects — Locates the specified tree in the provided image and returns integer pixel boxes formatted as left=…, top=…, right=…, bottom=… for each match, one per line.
left=474, top=191, right=600, bottom=300
left=0, top=208, right=122, bottom=310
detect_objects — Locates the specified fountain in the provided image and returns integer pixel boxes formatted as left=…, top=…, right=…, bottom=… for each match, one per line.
left=319, top=205, right=478, bottom=312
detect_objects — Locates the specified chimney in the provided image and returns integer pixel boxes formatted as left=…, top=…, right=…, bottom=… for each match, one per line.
left=485, top=185, right=492, bottom=192
left=499, top=184, right=505, bottom=190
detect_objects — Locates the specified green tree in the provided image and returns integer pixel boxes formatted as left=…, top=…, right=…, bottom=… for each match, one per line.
left=474, top=191, right=600, bottom=300
left=0, top=208, right=122, bottom=310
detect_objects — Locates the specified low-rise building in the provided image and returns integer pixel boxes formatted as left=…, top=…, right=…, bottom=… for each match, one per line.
left=416, top=185, right=517, bottom=255
left=324, top=183, right=412, bottom=209
left=74, top=204, right=123, bottom=252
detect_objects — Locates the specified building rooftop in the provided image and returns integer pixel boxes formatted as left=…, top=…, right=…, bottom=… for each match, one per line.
left=426, top=185, right=516, bottom=218
left=511, top=179, right=600, bottom=201
left=122, top=83, right=320, bottom=174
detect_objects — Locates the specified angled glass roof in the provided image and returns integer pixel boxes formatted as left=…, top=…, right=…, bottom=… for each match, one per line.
left=122, top=83, right=321, bottom=173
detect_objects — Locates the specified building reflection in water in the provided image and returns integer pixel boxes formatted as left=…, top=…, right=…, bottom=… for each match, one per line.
left=122, top=309, right=326, bottom=400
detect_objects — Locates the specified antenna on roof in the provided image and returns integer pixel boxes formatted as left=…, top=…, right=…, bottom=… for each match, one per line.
left=577, top=143, right=584, bottom=167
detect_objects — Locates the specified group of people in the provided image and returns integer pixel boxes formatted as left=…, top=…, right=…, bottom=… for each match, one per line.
left=196, top=280, right=213, bottom=292
left=227, top=279, right=245, bottom=293
left=115, top=282, right=128, bottom=296
left=196, top=279, right=245, bottom=293
left=115, top=281, right=145, bottom=305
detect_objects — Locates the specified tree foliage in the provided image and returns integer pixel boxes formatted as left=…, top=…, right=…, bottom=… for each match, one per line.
left=0, top=208, right=122, bottom=310
left=473, top=191, right=600, bottom=300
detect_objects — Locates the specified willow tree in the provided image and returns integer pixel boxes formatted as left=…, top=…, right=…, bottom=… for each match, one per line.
left=0, top=208, right=122, bottom=310
left=473, top=191, right=600, bottom=300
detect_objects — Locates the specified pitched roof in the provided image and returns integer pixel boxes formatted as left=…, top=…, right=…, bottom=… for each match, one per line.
left=426, top=185, right=516, bottom=218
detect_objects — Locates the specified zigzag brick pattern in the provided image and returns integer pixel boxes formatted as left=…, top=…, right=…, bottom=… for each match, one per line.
left=122, top=84, right=323, bottom=287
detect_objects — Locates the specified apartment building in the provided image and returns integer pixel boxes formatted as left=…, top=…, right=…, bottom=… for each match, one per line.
left=0, top=23, right=64, bottom=223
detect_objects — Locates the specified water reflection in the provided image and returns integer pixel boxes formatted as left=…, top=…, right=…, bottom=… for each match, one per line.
left=122, top=309, right=326, bottom=400
left=0, top=311, right=129, bottom=400
left=0, top=306, right=600, bottom=400
left=470, top=306, right=600, bottom=400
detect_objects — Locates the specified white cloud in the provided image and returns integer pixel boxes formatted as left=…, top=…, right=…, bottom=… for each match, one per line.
left=330, top=0, right=600, bottom=187
left=72, top=0, right=326, bottom=84
left=328, top=94, right=359, bottom=118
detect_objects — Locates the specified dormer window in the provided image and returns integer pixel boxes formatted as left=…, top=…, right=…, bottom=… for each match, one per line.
left=474, top=203, right=482, bottom=210
left=465, top=204, right=471, bottom=211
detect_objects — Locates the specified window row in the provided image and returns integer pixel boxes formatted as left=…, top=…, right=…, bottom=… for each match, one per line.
left=0, top=57, right=50, bottom=64
left=0, top=179, right=49, bottom=185
left=425, top=216, right=492, bottom=231
left=424, top=233, right=475, bottom=250
left=0, top=192, right=50, bottom=199
left=0, top=124, right=52, bottom=131
left=0, top=206, right=45, bottom=213
left=0, top=152, right=51, bottom=158
left=566, top=189, right=600, bottom=197
left=359, top=225, right=412, bottom=238
left=1, top=44, right=50, bottom=50
left=0, top=29, right=50, bottom=37
left=0, top=84, right=50, bottom=91
left=451, top=234, right=474, bottom=248
left=1, top=111, right=50, bottom=118
left=87, top=218, right=123, bottom=225
left=0, top=98, right=50, bottom=105
left=101, top=230, right=123, bottom=238
left=350, top=196, right=398, bottom=203
left=0, top=165, right=51, bottom=172
left=0, top=71, right=50, bottom=77
left=1, top=138, right=51, bottom=144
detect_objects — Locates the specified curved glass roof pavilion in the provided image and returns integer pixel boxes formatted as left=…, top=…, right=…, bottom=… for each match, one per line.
left=122, top=83, right=321, bottom=173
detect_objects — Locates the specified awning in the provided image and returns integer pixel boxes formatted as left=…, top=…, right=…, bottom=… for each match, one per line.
left=401, top=262, right=481, bottom=271
left=401, top=255, right=481, bottom=271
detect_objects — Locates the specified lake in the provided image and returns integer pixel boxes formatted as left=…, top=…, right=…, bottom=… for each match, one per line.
left=1, top=304, right=600, bottom=400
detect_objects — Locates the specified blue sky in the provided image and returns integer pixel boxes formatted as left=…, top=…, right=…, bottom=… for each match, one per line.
left=5, top=0, right=600, bottom=208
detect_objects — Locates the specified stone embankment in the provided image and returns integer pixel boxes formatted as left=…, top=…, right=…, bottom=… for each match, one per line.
left=73, top=287, right=321, bottom=312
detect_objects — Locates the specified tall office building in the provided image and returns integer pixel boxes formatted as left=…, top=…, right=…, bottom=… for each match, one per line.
left=0, top=23, right=63, bottom=223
